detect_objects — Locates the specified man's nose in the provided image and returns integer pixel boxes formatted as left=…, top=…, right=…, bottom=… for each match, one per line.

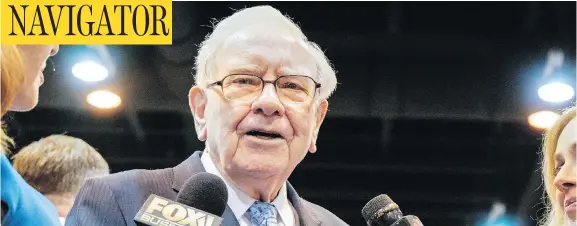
left=251, top=84, right=285, bottom=117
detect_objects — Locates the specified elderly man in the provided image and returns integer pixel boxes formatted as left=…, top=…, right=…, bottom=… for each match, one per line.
left=66, top=5, right=345, bottom=226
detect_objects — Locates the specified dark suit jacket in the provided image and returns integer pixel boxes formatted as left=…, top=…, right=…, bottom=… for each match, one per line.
left=65, top=151, right=348, bottom=226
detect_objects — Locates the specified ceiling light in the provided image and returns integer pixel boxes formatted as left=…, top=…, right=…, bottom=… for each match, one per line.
left=528, top=111, right=560, bottom=129
left=538, top=82, right=574, bottom=103
left=86, top=90, right=121, bottom=109
left=72, top=61, right=109, bottom=82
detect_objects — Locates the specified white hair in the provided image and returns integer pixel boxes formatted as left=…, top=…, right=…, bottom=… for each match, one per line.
left=194, top=5, right=337, bottom=100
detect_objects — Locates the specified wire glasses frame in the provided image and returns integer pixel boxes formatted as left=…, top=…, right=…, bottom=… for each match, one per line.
left=207, top=74, right=322, bottom=103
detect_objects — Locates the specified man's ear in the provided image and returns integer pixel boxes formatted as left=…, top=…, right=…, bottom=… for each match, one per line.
left=309, top=99, right=328, bottom=153
left=189, top=86, right=207, bottom=141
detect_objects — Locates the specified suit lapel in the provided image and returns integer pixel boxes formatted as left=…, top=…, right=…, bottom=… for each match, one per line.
left=286, top=182, right=322, bottom=226
left=171, top=151, right=206, bottom=192
left=170, top=151, right=241, bottom=226
left=220, top=206, right=241, bottom=226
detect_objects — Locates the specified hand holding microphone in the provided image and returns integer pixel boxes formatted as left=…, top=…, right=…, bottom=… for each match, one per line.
left=362, top=194, right=424, bottom=226
left=134, top=173, right=228, bottom=226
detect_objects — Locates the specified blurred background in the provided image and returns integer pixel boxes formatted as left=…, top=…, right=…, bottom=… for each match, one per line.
left=4, top=2, right=576, bottom=226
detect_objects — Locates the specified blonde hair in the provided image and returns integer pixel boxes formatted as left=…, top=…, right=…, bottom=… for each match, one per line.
left=1, top=45, right=25, bottom=154
left=540, top=106, right=576, bottom=226
left=12, top=134, right=109, bottom=195
left=194, top=5, right=337, bottom=100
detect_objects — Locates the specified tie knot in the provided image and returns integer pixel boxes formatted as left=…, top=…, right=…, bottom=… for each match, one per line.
left=248, top=201, right=278, bottom=226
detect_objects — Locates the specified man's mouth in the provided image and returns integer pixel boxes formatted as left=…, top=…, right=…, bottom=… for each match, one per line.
left=246, top=130, right=283, bottom=140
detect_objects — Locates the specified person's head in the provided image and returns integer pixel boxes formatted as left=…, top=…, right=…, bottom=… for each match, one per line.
left=1, top=44, right=59, bottom=154
left=188, top=6, right=336, bottom=196
left=12, top=134, right=109, bottom=217
left=541, top=106, right=576, bottom=226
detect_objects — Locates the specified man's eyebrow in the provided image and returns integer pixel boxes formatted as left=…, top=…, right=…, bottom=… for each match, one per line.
left=278, top=67, right=313, bottom=77
left=227, top=65, right=264, bottom=75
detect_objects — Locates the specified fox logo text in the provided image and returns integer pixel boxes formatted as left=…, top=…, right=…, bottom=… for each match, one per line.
left=134, top=195, right=222, bottom=226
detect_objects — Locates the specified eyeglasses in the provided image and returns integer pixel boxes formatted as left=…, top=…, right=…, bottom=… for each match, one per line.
left=207, top=74, right=321, bottom=103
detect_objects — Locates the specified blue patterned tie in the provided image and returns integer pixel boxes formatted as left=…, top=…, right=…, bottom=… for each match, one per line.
left=247, top=201, right=278, bottom=226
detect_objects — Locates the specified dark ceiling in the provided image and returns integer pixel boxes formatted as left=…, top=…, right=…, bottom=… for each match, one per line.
left=5, top=2, right=577, bottom=226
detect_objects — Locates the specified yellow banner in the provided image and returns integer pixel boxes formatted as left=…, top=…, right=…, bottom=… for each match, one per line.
left=1, top=0, right=172, bottom=45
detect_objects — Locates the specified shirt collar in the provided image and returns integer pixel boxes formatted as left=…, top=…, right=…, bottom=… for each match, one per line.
left=200, top=152, right=294, bottom=226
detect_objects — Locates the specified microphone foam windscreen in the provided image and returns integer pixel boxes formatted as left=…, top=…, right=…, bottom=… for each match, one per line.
left=176, top=172, right=228, bottom=216
left=362, top=194, right=402, bottom=224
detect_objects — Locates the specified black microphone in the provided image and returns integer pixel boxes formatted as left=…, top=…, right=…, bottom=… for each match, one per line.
left=134, top=172, right=228, bottom=226
left=362, top=194, right=424, bottom=226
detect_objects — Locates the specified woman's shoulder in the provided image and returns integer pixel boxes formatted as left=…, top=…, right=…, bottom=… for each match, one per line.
left=1, top=154, right=61, bottom=226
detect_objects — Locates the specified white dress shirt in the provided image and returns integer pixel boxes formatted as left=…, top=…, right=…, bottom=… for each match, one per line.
left=200, top=153, right=296, bottom=226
